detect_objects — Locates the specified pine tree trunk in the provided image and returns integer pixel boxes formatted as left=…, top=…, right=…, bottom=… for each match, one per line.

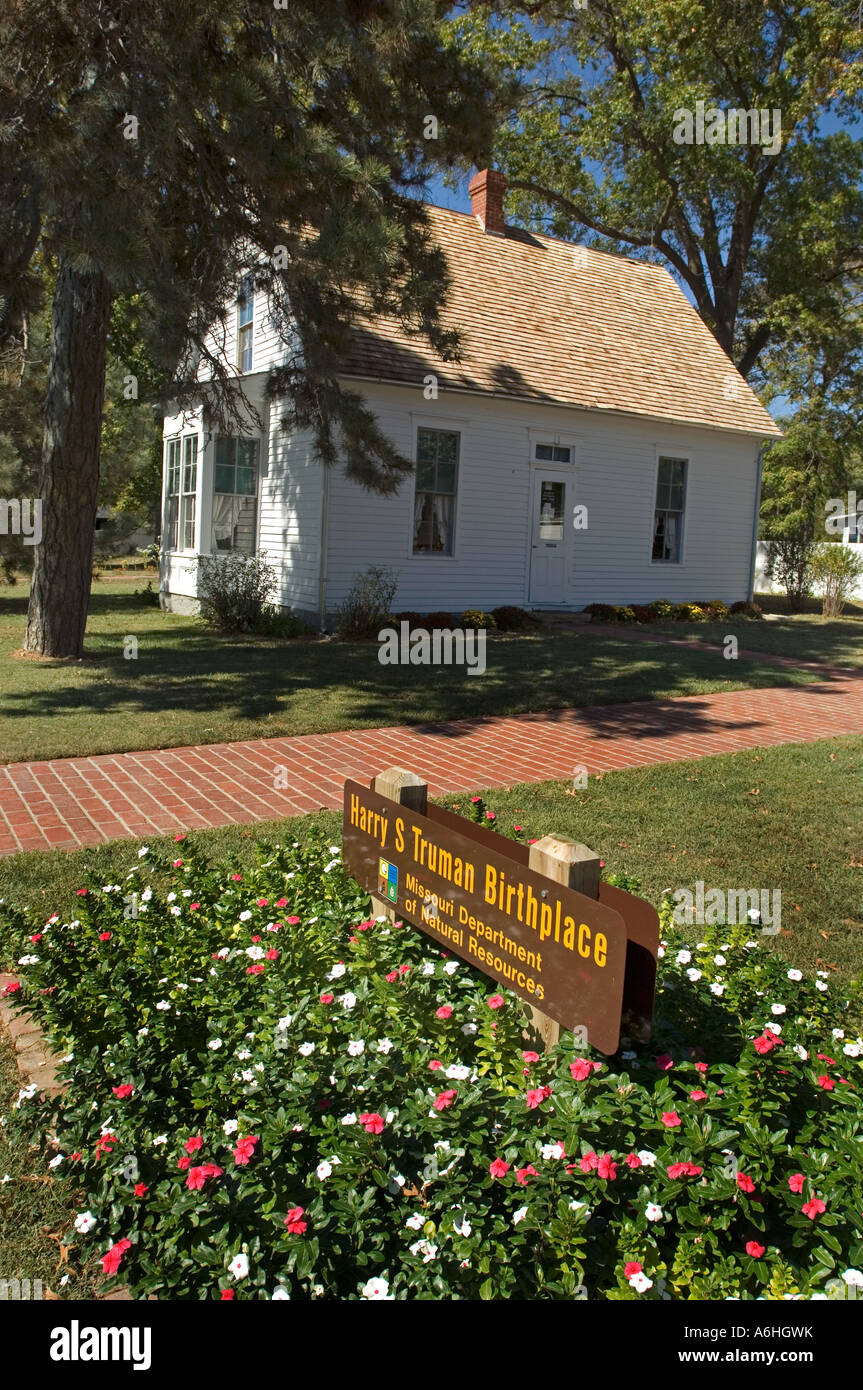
left=24, top=255, right=112, bottom=657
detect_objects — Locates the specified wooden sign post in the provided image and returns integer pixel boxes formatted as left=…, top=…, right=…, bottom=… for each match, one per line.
left=342, top=768, right=659, bottom=1056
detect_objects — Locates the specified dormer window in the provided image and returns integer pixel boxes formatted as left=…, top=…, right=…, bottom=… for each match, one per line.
left=238, top=276, right=254, bottom=373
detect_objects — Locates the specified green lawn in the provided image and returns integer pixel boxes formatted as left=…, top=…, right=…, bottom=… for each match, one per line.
left=0, top=575, right=822, bottom=764
left=1, top=734, right=860, bottom=983
left=643, top=592, right=863, bottom=668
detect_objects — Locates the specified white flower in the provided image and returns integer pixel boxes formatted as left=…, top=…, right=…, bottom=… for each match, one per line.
left=137, top=1027, right=149, bottom=1037
left=832, top=1029, right=845, bottom=1039
left=73, top=1211, right=97, bottom=1235
left=208, top=1039, right=223, bottom=1051
left=686, top=968, right=702, bottom=982
left=405, top=1214, right=424, bottom=1231
left=277, top=1015, right=292, bottom=1031
left=569, top=1200, right=589, bottom=1215
left=512, top=1206, right=529, bottom=1226
left=817, top=970, right=830, bottom=978
left=676, top=950, right=691, bottom=965
left=298, top=1042, right=315, bottom=1057
left=842, top=1269, right=863, bottom=1287
left=793, top=1044, right=809, bottom=1060
left=637, top=1151, right=657, bottom=1167
left=787, top=969, right=803, bottom=981
left=316, top=1161, right=333, bottom=1181
left=17, top=954, right=38, bottom=966
left=347, top=1040, right=365, bottom=1057
left=341, top=1113, right=357, bottom=1126
left=744, top=940, right=759, bottom=949
left=360, top=1277, right=393, bottom=1300
left=461, top=1023, right=478, bottom=1037
left=245, top=946, right=265, bottom=960
left=816, top=980, right=828, bottom=992
left=236, top=1048, right=252, bottom=1060
left=329, top=845, right=340, bottom=855
left=240, top=1069, right=255, bottom=1082
left=388, top=1174, right=406, bottom=1194
left=843, top=1042, right=862, bottom=1058
left=376, top=1038, right=393, bottom=1054
left=327, top=962, right=346, bottom=980
left=155, top=1000, right=170, bottom=1011
left=153, top=1134, right=167, bottom=1146
left=713, top=954, right=726, bottom=965
left=443, top=961, right=459, bottom=975
left=324, top=859, right=340, bottom=872
left=48, top=1154, right=64, bottom=1169
left=141, top=887, right=152, bottom=902
left=630, top=1272, right=653, bottom=1293
left=339, top=992, right=357, bottom=1010
left=710, top=983, right=725, bottom=997
left=421, top=962, right=435, bottom=976
left=166, top=892, right=177, bottom=902
left=445, top=1064, right=470, bottom=1080
left=223, top=1120, right=239, bottom=1135
left=452, top=1215, right=472, bottom=1237
left=765, top=1023, right=781, bottom=1035
left=137, top=846, right=149, bottom=858
left=228, top=1253, right=249, bottom=1280
left=540, top=1142, right=565, bottom=1161
left=645, top=1203, right=664, bottom=1222
left=771, top=1003, right=786, bottom=1016
left=271, top=1288, right=290, bottom=1300
left=409, top=1239, right=438, bottom=1263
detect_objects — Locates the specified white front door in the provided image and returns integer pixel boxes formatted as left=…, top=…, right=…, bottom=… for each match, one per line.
left=529, top=470, right=570, bottom=604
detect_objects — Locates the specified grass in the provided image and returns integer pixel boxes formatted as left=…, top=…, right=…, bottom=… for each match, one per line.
left=0, top=1035, right=104, bottom=1299
left=0, top=575, right=824, bottom=764
left=1, top=733, right=860, bottom=983
left=640, top=592, right=863, bottom=668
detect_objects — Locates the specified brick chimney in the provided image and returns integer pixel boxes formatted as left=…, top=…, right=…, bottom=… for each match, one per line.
left=469, top=168, right=507, bottom=236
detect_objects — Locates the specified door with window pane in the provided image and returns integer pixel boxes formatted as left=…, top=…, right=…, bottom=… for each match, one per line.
left=529, top=471, right=569, bottom=603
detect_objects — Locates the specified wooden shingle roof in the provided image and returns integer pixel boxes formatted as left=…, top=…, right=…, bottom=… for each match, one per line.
left=341, top=204, right=781, bottom=438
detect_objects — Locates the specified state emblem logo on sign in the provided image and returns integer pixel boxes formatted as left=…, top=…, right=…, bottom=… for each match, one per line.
left=378, top=857, right=398, bottom=903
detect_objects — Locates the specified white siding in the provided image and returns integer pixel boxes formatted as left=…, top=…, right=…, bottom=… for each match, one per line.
left=323, top=383, right=762, bottom=616
left=259, top=411, right=323, bottom=618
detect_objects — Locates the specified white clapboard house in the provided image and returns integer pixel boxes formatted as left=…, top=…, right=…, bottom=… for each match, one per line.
left=160, top=169, right=781, bottom=624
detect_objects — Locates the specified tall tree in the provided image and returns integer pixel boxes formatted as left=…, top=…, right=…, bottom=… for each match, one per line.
left=0, top=0, right=504, bottom=657
left=452, top=1, right=863, bottom=380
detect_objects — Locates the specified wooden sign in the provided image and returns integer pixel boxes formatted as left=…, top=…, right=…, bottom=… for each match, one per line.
left=342, top=777, right=657, bottom=1055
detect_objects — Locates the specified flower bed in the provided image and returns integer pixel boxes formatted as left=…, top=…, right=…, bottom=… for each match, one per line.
left=2, top=831, right=862, bottom=1301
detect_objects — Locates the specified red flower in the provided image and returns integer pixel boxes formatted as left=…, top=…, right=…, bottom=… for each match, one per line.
left=736, top=1172, right=756, bottom=1194
left=661, top=1111, right=681, bottom=1127
left=745, top=1241, right=765, bottom=1258
left=788, top=1173, right=805, bottom=1194
left=284, top=1206, right=307, bottom=1235
left=570, top=1058, right=596, bottom=1081
left=516, top=1165, right=538, bottom=1186
left=100, top=1238, right=132, bottom=1276
left=185, top=1135, right=204, bottom=1154
left=358, top=1112, right=385, bottom=1134
left=816, top=1074, right=835, bottom=1091
left=276, top=898, right=288, bottom=908
left=816, top=1054, right=835, bottom=1065
left=256, top=898, right=268, bottom=907
left=76, top=887, right=88, bottom=896
left=429, top=1060, right=443, bottom=1071
left=470, top=796, right=482, bottom=804
left=579, top=1151, right=599, bottom=1173
left=174, top=834, right=186, bottom=842
left=29, top=934, right=43, bottom=943
left=485, top=811, right=495, bottom=821
left=623, top=1261, right=642, bottom=1279
left=513, top=825, right=523, bottom=832
left=190, top=903, right=200, bottom=911
left=753, top=1032, right=780, bottom=1055
left=266, top=949, right=279, bottom=961
left=655, top=1053, right=674, bottom=1071
left=487, top=994, right=505, bottom=1010
left=186, top=1162, right=224, bottom=1190
left=320, top=993, right=334, bottom=1004
left=173, top=858, right=183, bottom=868
left=489, top=1158, right=510, bottom=1179
left=399, top=964, right=410, bottom=975
left=526, top=1088, right=549, bottom=1110
left=133, top=1183, right=148, bottom=1197
left=221, top=1288, right=235, bottom=1300
left=436, top=1005, right=453, bottom=1020
left=2, top=981, right=21, bottom=995
left=246, top=964, right=264, bottom=975
left=385, top=972, right=398, bottom=983
left=233, top=1135, right=259, bottom=1166
left=99, top=932, right=112, bottom=941
left=802, top=1197, right=826, bottom=1220
left=112, top=1084, right=134, bottom=1099
left=522, top=1051, right=539, bottom=1064
left=597, top=1154, right=617, bottom=1180
left=694, top=1062, right=708, bottom=1073
left=433, top=1090, right=457, bottom=1111
left=625, top=1153, right=642, bottom=1169
left=230, top=874, right=242, bottom=881
left=689, top=1089, right=708, bottom=1102
left=286, top=916, right=300, bottom=925
left=95, top=1134, right=117, bottom=1157
left=667, top=1161, right=702, bottom=1179
left=177, top=1156, right=192, bottom=1170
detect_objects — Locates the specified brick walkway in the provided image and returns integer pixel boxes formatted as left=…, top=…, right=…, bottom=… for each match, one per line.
left=1, top=673, right=861, bottom=857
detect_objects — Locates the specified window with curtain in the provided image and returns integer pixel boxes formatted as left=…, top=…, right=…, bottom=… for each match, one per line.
left=164, top=437, right=181, bottom=550
left=213, top=437, right=258, bottom=554
left=237, top=276, right=254, bottom=373
left=652, top=456, right=687, bottom=563
left=180, top=436, right=198, bottom=550
left=412, top=427, right=459, bottom=555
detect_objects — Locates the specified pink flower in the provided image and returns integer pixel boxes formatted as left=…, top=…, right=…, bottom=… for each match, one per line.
left=516, top=1165, right=538, bottom=1186
left=655, top=1053, right=674, bottom=1071
left=745, top=1241, right=765, bottom=1258
left=485, top=811, right=495, bottom=821
left=95, top=1134, right=117, bottom=1157
left=661, top=1111, right=681, bottom=1127
left=816, top=1074, right=835, bottom=1091
left=429, top=1060, right=443, bottom=1071
left=266, top=949, right=279, bottom=961
left=788, top=1173, right=805, bottom=1194
left=186, top=1162, right=223, bottom=1190
left=174, top=834, right=185, bottom=842
left=173, top=858, right=183, bottom=868
left=233, top=1136, right=259, bottom=1166
left=753, top=1032, right=780, bottom=1055
left=230, top=874, right=242, bottom=881
left=76, top=888, right=88, bottom=896
left=256, top=898, right=268, bottom=907
left=185, top=1135, right=204, bottom=1154
left=276, top=898, right=288, bottom=908
left=526, top=1087, right=549, bottom=1110
left=436, top=1005, right=453, bottom=1020
left=190, top=903, right=201, bottom=911
left=286, top=915, right=300, bottom=925
left=100, top=1237, right=132, bottom=1275
left=624, top=1153, right=642, bottom=1169
left=736, top=1172, right=756, bottom=1194
left=385, top=971, right=398, bottom=983
left=112, top=1084, right=134, bottom=1099
left=2, top=981, right=21, bottom=995
left=433, top=1090, right=457, bottom=1111
left=694, top=1062, right=708, bottom=1073
left=802, top=1197, right=826, bottom=1220
left=177, top=1156, right=191, bottom=1171
left=133, top=1183, right=149, bottom=1197
left=570, top=1058, right=597, bottom=1081
left=489, top=1158, right=510, bottom=1178
left=487, top=994, right=504, bottom=1010
left=470, top=796, right=482, bottom=804
left=284, top=1206, right=307, bottom=1235
left=221, top=1288, right=235, bottom=1300
left=667, top=1161, right=702, bottom=1179
left=358, top=1112, right=385, bottom=1134
left=579, top=1151, right=599, bottom=1173
left=623, top=1261, right=642, bottom=1279
left=246, top=964, right=265, bottom=975
left=689, top=1089, right=708, bottom=1102
left=320, top=993, right=334, bottom=1004
left=513, top=825, right=523, bottom=832
left=399, top=964, right=410, bottom=976
left=522, top=1051, right=539, bottom=1064
left=99, top=932, right=112, bottom=941
left=597, top=1154, right=617, bottom=1180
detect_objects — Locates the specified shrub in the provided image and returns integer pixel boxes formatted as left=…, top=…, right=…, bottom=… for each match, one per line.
left=134, top=580, right=161, bottom=608
left=649, top=600, right=674, bottom=621
left=629, top=605, right=656, bottom=624
left=391, top=612, right=425, bottom=629
left=809, top=543, right=863, bottom=618
left=704, top=600, right=729, bottom=621
left=196, top=553, right=278, bottom=632
left=587, top=604, right=618, bottom=624
left=491, top=606, right=540, bottom=632
left=423, top=612, right=457, bottom=630
left=2, top=834, right=861, bottom=1302
left=336, top=567, right=398, bottom=639
left=252, top=607, right=309, bottom=639
left=614, top=606, right=636, bottom=623
left=729, top=600, right=764, bottom=619
left=461, top=609, right=497, bottom=630
left=763, top=537, right=815, bottom=612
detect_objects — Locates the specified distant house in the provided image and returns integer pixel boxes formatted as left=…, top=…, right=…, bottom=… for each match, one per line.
left=160, top=169, right=780, bottom=625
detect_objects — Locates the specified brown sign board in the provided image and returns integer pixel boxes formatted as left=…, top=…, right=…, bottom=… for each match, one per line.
left=342, top=779, right=658, bottom=1055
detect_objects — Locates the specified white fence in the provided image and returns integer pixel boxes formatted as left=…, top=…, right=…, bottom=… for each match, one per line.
left=755, top=540, right=863, bottom=601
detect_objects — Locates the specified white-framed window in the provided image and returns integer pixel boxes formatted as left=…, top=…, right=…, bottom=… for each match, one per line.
left=412, top=426, right=459, bottom=555
left=534, top=442, right=572, bottom=464
left=237, top=275, right=254, bottom=373
left=180, top=435, right=198, bottom=551
left=164, top=434, right=197, bottom=551
left=652, top=455, right=687, bottom=563
left=212, top=436, right=258, bottom=554
left=164, top=436, right=181, bottom=550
